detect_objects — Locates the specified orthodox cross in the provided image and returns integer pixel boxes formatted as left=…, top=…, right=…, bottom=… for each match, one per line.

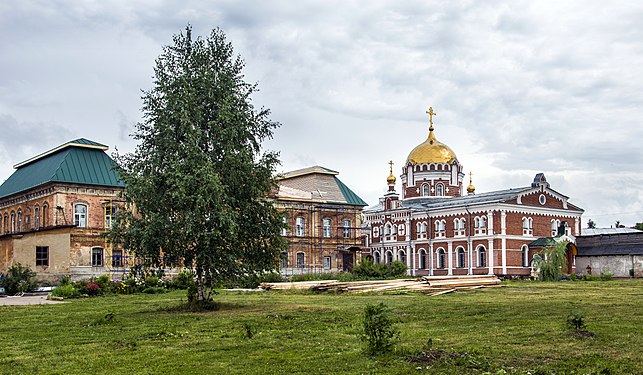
left=426, top=106, right=437, bottom=128
left=389, top=160, right=394, bottom=174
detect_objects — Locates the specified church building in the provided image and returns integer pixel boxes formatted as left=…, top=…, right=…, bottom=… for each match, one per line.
left=363, top=108, right=584, bottom=277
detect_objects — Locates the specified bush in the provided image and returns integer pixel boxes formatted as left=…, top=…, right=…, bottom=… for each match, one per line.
left=353, top=258, right=407, bottom=278
left=362, top=303, right=399, bottom=355
left=0, top=263, right=37, bottom=295
left=171, top=270, right=196, bottom=290
left=142, top=286, right=167, bottom=294
left=566, top=311, right=587, bottom=331
left=599, top=272, right=613, bottom=281
left=94, top=275, right=115, bottom=293
left=51, top=284, right=80, bottom=299
left=76, top=281, right=102, bottom=296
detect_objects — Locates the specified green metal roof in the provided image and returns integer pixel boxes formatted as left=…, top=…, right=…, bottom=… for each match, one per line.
left=334, top=177, right=368, bottom=206
left=0, top=139, right=124, bottom=199
left=528, top=237, right=558, bottom=248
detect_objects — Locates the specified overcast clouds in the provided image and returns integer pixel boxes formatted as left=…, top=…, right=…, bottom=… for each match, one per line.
left=1, top=1, right=643, bottom=228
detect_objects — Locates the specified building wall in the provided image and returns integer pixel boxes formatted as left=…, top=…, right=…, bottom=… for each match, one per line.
left=575, top=255, right=643, bottom=278
left=9, top=229, right=71, bottom=280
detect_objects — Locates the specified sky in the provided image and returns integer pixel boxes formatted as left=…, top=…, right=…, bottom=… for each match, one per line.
left=1, top=1, right=643, bottom=228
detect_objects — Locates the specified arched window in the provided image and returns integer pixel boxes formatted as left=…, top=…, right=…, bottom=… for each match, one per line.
left=17, top=209, right=22, bottom=232
left=454, top=218, right=465, bottom=236
left=419, top=249, right=427, bottom=269
left=373, top=226, right=379, bottom=238
left=34, top=205, right=40, bottom=230
left=478, top=245, right=487, bottom=267
left=3, top=213, right=7, bottom=233
left=74, top=203, right=88, bottom=228
left=474, top=217, right=480, bottom=228
left=522, top=245, right=530, bottom=267
left=0, top=215, right=3, bottom=234
left=456, top=247, right=465, bottom=268
left=522, top=217, right=533, bottom=236
left=422, top=184, right=430, bottom=196
left=551, top=219, right=560, bottom=236
left=436, top=183, right=444, bottom=196
left=437, top=249, right=446, bottom=269
left=296, top=217, right=305, bottom=237
left=398, top=250, right=406, bottom=264
left=281, top=217, right=288, bottom=236
left=42, top=204, right=49, bottom=227
left=10, top=211, right=15, bottom=233
left=481, top=216, right=487, bottom=228
left=374, top=251, right=381, bottom=264
left=385, top=250, right=393, bottom=264
left=322, top=218, right=331, bottom=238
left=280, top=252, right=288, bottom=268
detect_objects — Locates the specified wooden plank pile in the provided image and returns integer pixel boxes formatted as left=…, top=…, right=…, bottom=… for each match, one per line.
left=260, top=275, right=500, bottom=295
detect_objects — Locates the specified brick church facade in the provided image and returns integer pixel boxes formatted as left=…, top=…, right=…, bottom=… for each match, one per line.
left=363, top=108, right=584, bottom=277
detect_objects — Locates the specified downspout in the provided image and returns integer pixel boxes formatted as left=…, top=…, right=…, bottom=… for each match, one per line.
left=465, top=206, right=472, bottom=275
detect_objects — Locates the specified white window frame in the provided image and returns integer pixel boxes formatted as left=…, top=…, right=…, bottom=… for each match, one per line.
left=296, top=217, right=305, bottom=237
left=92, top=247, right=104, bottom=267
left=74, top=203, right=88, bottom=228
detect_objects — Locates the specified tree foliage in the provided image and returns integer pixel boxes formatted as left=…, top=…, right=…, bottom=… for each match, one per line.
left=586, top=219, right=596, bottom=229
left=533, top=241, right=568, bottom=281
left=109, top=26, right=287, bottom=303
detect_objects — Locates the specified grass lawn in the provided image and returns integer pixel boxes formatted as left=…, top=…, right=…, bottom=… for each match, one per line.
left=0, top=279, right=641, bottom=374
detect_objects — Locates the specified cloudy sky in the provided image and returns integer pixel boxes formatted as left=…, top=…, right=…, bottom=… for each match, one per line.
left=2, top=1, right=643, bottom=228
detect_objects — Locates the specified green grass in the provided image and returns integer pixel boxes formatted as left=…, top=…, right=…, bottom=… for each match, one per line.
left=1, top=280, right=642, bottom=374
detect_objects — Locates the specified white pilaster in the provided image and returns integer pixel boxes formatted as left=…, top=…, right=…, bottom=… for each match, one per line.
left=488, top=239, right=494, bottom=275
left=447, top=242, right=453, bottom=276
left=501, top=210, right=507, bottom=274
left=429, top=244, right=434, bottom=276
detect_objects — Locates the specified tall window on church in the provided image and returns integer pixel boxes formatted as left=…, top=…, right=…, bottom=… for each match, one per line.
left=3, top=214, right=8, bottom=233
left=17, top=209, right=22, bottom=232
left=10, top=211, right=15, bottom=233
left=0, top=215, right=3, bottom=235
left=374, top=251, right=381, bottom=264
left=322, top=218, right=331, bottom=238
left=422, top=184, right=429, bottom=196
left=385, top=251, right=393, bottom=264
left=296, top=252, right=305, bottom=268
left=419, top=249, right=427, bottom=269
left=522, top=245, right=530, bottom=267
left=436, top=183, right=444, bottom=196
left=551, top=219, right=561, bottom=236
left=478, top=246, right=487, bottom=267
left=296, top=217, right=305, bottom=237
left=398, top=250, right=406, bottom=264
left=437, top=249, right=446, bottom=269
left=34, top=206, right=40, bottom=230
left=74, top=203, right=88, bottom=228
left=522, top=217, right=533, bottom=236
left=42, top=204, right=49, bottom=227
left=456, top=247, right=465, bottom=268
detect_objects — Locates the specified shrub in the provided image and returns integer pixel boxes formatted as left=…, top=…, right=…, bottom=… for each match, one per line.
left=51, top=284, right=80, bottom=299
left=353, top=258, right=407, bottom=278
left=0, top=263, right=37, bottom=295
left=362, top=303, right=399, bottom=355
left=142, top=286, right=167, bottom=294
left=534, top=242, right=567, bottom=281
left=77, top=281, right=102, bottom=296
left=599, top=272, right=613, bottom=281
left=388, top=260, right=407, bottom=277
left=94, top=275, right=114, bottom=293
left=566, top=311, right=587, bottom=331
left=171, top=270, right=196, bottom=290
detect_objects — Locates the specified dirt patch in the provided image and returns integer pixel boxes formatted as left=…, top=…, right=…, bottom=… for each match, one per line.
left=407, top=349, right=461, bottom=364
left=570, top=329, right=596, bottom=338
left=0, top=295, right=64, bottom=306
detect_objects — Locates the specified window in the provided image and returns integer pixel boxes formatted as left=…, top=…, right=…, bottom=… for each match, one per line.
left=296, top=252, right=305, bottom=268
left=522, top=217, right=533, bottom=236
left=280, top=252, right=288, bottom=268
left=322, top=218, right=331, bottom=238
left=398, top=250, right=406, bottom=264
left=419, top=249, right=427, bottom=269
left=385, top=251, right=393, bottom=264
left=373, top=226, right=379, bottom=238
left=74, top=203, right=88, bottom=228
left=112, top=249, right=124, bottom=267
left=374, top=251, right=381, bottom=264
left=437, top=249, right=446, bottom=269
left=478, top=246, right=487, bottom=267
left=17, top=209, right=22, bottom=232
left=324, top=256, right=331, bottom=270
left=436, top=184, right=444, bottom=196
left=457, top=247, right=465, bottom=268
left=475, top=216, right=487, bottom=235
left=281, top=217, right=288, bottom=236
left=539, top=194, right=546, bottom=205
left=551, top=219, right=560, bottom=236
left=104, top=205, right=117, bottom=229
left=10, top=211, right=15, bottom=233
left=435, top=220, right=446, bottom=238
left=3, top=214, right=7, bottom=233
left=42, top=204, right=49, bottom=227
left=0, top=215, right=2, bottom=234
left=454, top=218, right=465, bottom=236
left=92, top=247, right=104, bottom=267
left=34, top=206, right=40, bottom=230
left=36, top=246, right=49, bottom=266
left=342, top=219, right=351, bottom=238
left=522, top=245, right=529, bottom=267
left=422, top=184, right=430, bottom=196
left=296, top=217, right=305, bottom=237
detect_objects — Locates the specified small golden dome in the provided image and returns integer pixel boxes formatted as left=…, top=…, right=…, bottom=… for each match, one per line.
left=467, top=171, right=475, bottom=194
left=387, top=160, right=396, bottom=184
left=406, top=107, right=457, bottom=165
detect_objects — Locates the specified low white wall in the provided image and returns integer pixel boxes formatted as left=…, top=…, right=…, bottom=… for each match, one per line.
left=575, top=255, right=643, bottom=277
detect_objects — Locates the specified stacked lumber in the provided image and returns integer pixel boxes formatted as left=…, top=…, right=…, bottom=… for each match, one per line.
left=260, top=275, right=501, bottom=295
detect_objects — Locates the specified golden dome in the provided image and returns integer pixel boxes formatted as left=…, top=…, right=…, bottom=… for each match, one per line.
left=406, top=107, right=457, bottom=165
left=387, top=160, right=396, bottom=184
left=467, top=171, right=475, bottom=194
